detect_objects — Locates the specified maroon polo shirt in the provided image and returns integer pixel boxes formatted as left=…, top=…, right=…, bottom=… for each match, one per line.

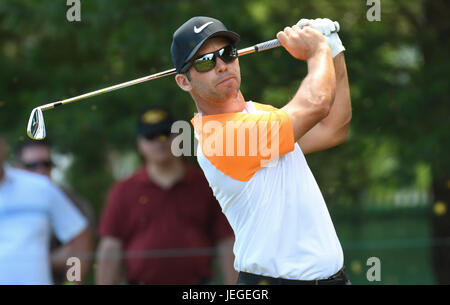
left=98, top=163, right=234, bottom=284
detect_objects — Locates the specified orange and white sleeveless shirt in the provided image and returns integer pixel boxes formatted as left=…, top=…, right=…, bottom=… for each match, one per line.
left=191, top=101, right=343, bottom=280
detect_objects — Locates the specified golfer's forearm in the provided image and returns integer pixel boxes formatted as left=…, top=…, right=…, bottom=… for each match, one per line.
left=288, top=45, right=335, bottom=118
left=319, top=53, right=352, bottom=132
left=301, top=45, right=336, bottom=112
left=285, top=46, right=336, bottom=140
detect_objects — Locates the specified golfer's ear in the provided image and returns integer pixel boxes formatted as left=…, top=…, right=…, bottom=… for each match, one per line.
left=175, top=74, right=192, bottom=92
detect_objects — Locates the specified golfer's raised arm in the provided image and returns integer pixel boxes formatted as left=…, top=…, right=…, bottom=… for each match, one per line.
left=279, top=25, right=336, bottom=142
left=298, top=53, right=352, bottom=154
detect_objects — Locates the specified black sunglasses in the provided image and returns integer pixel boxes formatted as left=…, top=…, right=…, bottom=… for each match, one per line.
left=181, top=45, right=238, bottom=73
left=23, top=160, right=54, bottom=170
left=143, top=130, right=172, bottom=141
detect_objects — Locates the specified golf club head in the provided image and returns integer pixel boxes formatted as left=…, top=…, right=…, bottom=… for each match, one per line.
left=27, top=107, right=46, bottom=140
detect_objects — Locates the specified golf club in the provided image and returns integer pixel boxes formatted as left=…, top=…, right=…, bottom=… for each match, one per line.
left=27, top=21, right=340, bottom=140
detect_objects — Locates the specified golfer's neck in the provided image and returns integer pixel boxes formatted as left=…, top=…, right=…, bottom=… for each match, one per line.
left=196, top=91, right=246, bottom=116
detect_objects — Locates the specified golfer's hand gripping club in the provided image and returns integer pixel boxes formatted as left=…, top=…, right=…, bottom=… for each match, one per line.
left=297, top=18, right=344, bottom=57
left=27, top=20, right=340, bottom=140
left=237, top=20, right=340, bottom=56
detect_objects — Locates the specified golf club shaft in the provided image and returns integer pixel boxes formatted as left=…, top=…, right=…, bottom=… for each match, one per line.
left=37, top=39, right=282, bottom=111
left=38, top=22, right=340, bottom=111
left=39, top=68, right=177, bottom=111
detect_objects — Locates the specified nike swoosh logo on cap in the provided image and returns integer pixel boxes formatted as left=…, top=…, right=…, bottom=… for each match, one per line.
left=194, top=22, right=214, bottom=33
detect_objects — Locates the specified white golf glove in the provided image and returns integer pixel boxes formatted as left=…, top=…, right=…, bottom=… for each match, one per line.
left=297, top=18, right=345, bottom=58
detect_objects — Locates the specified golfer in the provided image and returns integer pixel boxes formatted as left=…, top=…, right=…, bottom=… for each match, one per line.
left=171, top=16, right=352, bottom=285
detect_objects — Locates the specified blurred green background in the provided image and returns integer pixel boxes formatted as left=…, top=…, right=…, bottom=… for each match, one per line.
left=1, top=0, right=449, bottom=284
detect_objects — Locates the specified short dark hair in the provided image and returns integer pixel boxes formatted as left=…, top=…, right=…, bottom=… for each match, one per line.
left=16, top=138, right=52, bottom=160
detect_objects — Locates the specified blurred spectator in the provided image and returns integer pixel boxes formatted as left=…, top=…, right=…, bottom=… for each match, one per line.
left=0, top=133, right=91, bottom=284
left=96, top=107, right=237, bottom=285
left=16, top=138, right=95, bottom=284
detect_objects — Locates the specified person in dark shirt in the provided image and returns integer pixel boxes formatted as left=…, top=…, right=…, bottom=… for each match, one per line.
left=96, top=107, right=237, bottom=285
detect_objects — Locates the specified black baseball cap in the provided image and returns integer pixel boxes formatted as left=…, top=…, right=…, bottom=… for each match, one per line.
left=171, top=16, right=240, bottom=73
left=137, top=107, right=174, bottom=137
